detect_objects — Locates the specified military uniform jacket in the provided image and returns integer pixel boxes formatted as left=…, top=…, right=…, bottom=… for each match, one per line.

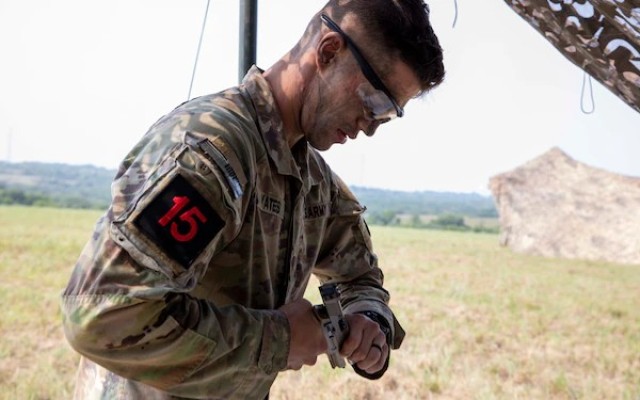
left=61, top=67, right=404, bottom=399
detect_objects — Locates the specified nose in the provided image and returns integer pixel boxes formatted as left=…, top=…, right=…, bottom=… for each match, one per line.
left=361, top=119, right=382, bottom=137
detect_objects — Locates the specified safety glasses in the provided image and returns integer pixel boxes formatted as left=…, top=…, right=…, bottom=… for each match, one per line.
left=320, top=14, right=404, bottom=121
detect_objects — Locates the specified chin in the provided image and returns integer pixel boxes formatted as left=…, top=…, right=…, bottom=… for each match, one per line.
left=320, top=143, right=335, bottom=151
left=308, top=140, right=333, bottom=152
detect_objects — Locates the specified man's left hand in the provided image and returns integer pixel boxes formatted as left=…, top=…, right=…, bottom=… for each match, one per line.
left=340, top=313, right=389, bottom=374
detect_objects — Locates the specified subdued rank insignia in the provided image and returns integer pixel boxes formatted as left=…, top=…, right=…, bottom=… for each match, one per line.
left=198, top=139, right=244, bottom=200
left=134, top=174, right=224, bottom=268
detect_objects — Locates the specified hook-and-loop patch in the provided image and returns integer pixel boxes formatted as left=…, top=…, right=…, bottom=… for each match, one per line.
left=134, top=174, right=224, bottom=268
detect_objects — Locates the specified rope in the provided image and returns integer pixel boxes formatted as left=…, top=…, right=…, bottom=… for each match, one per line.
left=452, top=0, right=459, bottom=28
left=187, top=0, right=211, bottom=100
left=580, top=71, right=595, bottom=114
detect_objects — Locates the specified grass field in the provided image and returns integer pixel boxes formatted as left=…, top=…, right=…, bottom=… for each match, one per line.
left=1, top=206, right=638, bottom=399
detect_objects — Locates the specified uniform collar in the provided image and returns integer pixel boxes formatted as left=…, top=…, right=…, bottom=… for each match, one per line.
left=241, top=66, right=324, bottom=191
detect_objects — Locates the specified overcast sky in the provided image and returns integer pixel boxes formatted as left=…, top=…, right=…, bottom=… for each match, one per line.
left=1, top=0, right=638, bottom=194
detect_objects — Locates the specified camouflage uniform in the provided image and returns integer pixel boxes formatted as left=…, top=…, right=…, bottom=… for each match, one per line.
left=61, top=66, right=405, bottom=399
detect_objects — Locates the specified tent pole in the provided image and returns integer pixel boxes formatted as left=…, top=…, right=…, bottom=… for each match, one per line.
left=239, top=0, right=258, bottom=83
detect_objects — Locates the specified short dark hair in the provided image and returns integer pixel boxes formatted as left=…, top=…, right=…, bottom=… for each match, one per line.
left=324, top=0, right=445, bottom=94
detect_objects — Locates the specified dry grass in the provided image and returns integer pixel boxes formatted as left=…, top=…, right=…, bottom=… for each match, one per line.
left=275, top=229, right=640, bottom=399
left=0, top=206, right=97, bottom=399
left=1, top=206, right=639, bottom=399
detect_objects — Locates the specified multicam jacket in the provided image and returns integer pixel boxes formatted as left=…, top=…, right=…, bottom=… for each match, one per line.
left=61, top=66, right=405, bottom=400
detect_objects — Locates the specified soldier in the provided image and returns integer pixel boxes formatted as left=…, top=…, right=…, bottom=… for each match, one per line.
left=61, top=0, right=445, bottom=398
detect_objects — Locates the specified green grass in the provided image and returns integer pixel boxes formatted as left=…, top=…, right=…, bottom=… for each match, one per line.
left=1, top=206, right=639, bottom=399
left=0, top=206, right=100, bottom=400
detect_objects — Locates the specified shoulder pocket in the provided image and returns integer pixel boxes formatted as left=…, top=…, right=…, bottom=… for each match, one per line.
left=111, top=148, right=236, bottom=288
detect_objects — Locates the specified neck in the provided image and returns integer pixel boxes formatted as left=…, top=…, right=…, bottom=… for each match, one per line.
left=263, top=49, right=316, bottom=149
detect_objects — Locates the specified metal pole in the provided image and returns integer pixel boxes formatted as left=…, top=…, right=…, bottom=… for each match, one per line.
left=239, top=0, right=258, bottom=83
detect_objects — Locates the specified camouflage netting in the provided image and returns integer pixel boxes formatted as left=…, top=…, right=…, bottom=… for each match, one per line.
left=490, top=147, right=640, bottom=265
left=503, top=0, right=640, bottom=113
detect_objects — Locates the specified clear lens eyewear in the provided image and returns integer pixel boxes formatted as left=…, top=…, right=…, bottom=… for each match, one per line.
left=356, top=84, right=398, bottom=122
left=320, top=14, right=404, bottom=121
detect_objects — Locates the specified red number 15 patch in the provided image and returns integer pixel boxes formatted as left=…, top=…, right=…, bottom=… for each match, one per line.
left=134, top=174, right=224, bottom=268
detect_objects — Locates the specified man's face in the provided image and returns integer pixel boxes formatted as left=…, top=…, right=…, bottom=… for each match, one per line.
left=301, top=19, right=421, bottom=151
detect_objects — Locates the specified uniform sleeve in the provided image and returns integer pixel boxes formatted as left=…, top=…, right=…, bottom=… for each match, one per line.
left=312, top=174, right=405, bottom=351
left=61, top=127, right=289, bottom=398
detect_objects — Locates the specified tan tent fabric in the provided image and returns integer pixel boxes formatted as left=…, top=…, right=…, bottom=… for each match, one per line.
left=503, top=0, right=640, bottom=114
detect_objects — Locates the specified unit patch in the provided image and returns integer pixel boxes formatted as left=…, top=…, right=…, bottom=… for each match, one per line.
left=134, top=174, right=224, bottom=268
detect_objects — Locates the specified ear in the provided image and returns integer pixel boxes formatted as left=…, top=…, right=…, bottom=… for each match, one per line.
left=316, top=32, right=343, bottom=70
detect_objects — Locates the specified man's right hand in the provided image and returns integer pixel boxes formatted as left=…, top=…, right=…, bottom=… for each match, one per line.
left=279, top=298, right=327, bottom=370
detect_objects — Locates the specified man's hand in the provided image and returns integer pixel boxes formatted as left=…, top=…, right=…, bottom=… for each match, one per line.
left=279, top=299, right=327, bottom=370
left=341, top=313, right=389, bottom=375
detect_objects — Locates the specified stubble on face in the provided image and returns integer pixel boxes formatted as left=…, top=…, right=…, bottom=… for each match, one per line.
left=300, top=67, right=363, bottom=151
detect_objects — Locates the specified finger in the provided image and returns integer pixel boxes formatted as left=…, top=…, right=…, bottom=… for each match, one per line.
left=287, top=362, right=303, bottom=371
left=347, top=336, right=379, bottom=364
left=303, top=355, right=318, bottom=367
left=340, top=325, right=363, bottom=358
left=348, top=328, right=386, bottom=363
left=288, top=354, right=317, bottom=370
left=370, top=342, right=384, bottom=354
left=356, top=342, right=389, bottom=372
left=369, top=343, right=389, bottom=372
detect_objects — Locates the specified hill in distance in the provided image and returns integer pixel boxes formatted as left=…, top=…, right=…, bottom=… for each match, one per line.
left=0, top=161, right=497, bottom=218
left=0, top=161, right=116, bottom=209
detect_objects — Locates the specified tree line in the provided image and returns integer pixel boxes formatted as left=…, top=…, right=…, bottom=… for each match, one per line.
left=0, top=185, right=108, bottom=209
left=0, top=161, right=498, bottom=232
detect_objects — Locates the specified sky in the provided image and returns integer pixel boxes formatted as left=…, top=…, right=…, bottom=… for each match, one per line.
left=0, top=0, right=639, bottom=195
